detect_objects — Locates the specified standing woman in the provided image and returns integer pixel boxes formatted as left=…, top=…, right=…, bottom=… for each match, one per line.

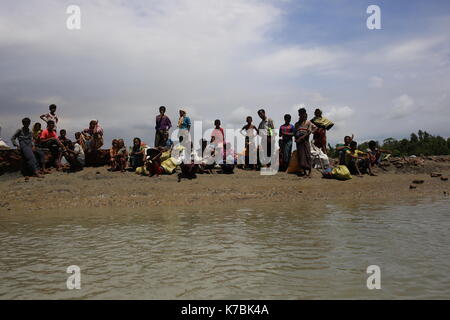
left=177, top=109, right=191, bottom=144
left=294, top=108, right=317, bottom=178
left=311, top=108, right=333, bottom=154
left=177, top=109, right=191, bottom=131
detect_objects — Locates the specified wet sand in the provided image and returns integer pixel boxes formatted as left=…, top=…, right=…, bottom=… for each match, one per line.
left=1, top=158, right=449, bottom=212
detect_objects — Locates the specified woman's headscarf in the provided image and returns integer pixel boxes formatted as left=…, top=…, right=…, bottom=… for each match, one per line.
left=177, top=110, right=186, bottom=128
left=89, top=119, right=103, bottom=135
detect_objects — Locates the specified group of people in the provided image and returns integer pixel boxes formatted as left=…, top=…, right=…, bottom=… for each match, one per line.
left=10, top=104, right=105, bottom=178
left=11, top=104, right=390, bottom=179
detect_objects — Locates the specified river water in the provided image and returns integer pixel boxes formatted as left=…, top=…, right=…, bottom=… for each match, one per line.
left=0, top=198, right=449, bottom=299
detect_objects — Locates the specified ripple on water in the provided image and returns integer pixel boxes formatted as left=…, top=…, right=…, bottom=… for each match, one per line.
left=0, top=199, right=449, bottom=299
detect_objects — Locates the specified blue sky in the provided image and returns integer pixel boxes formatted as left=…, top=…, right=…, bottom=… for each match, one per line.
left=1, top=0, right=449, bottom=147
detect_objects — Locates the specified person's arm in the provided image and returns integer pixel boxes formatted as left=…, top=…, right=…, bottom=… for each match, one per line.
left=11, top=130, right=20, bottom=148
left=186, top=118, right=191, bottom=131
left=167, top=117, right=172, bottom=130
left=55, top=116, right=59, bottom=123
left=310, top=121, right=317, bottom=134
left=39, top=133, right=57, bottom=144
left=285, top=126, right=294, bottom=137
left=40, top=114, right=47, bottom=122
left=240, top=126, right=246, bottom=136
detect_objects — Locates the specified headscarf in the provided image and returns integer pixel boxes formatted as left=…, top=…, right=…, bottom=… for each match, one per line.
left=88, top=120, right=103, bottom=135
left=32, top=123, right=42, bottom=141
left=177, top=110, right=186, bottom=128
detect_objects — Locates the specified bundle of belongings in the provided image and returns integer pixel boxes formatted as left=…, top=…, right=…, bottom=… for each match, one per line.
left=311, top=116, right=334, bottom=130
left=0, top=126, right=11, bottom=149
left=286, top=148, right=330, bottom=173
left=322, top=165, right=352, bottom=180
left=310, top=144, right=330, bottom=169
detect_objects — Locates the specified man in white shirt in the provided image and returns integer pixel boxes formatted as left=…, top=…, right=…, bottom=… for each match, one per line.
left=65, top=132, right=85, bottom=171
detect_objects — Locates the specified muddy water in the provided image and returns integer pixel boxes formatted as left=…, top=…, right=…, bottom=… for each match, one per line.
left=0, top=199, right=449, bottom=299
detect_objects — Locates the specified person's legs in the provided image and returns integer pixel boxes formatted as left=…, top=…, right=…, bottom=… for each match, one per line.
left=339, top=150, right=346, bottom=165
left=155, top=130, right=162, bottom=148
left=284, top=139, right=292, bottom=170
left=33, top=148, right=47, bottom=173
left=20, top=142, right=39, bottom=176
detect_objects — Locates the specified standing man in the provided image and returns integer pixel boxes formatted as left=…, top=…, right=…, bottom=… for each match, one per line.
left=11, top=118, right=44, bottom=178
left=40, top=104, right=59, bottom=127
left=155, top=106, right=172, bottom=148
left=257, top=109, right=275, bottom=167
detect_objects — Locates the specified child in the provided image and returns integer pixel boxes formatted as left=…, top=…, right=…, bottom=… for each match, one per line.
left=116, top=139, right=128, bottom=172
left=211, top=119, right=225, bottom=164
left=40, top=104, right=59, bottom=127
left=279, top=114, right=294, bottom=171
left=109, top=139, right=119, bottom=171
left=240, top=116, right=258, bottom=169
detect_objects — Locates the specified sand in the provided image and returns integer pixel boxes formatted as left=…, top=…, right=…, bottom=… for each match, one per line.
left=0, top=157, right=449, bottom=213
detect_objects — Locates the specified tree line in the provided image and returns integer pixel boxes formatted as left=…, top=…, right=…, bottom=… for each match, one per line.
left=328, top=130, right=450, bottom=157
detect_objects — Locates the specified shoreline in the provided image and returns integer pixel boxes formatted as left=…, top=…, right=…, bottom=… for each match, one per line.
left=1, top=157, right=449, bottom=213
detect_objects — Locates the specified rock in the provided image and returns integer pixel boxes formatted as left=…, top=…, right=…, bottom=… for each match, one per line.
left=441, top=176, right=448, bottom=181
left=412, top=180, right=424, bottom=184
left=409, top=185, right=417, bottom=189
left=430, top=172, right=442, bottom=177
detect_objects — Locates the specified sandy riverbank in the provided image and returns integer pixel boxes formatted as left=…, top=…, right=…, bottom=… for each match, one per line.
left=0, top=156, right=449, bottom=213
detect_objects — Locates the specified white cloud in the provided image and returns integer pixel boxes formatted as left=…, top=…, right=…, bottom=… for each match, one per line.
left=325, top=106, right=354, bottom=122
left=249, top=46, right=344, bottom=75
left=389, top=94, right=415, bottom=119
left=368, top=76, right=383, bottom=88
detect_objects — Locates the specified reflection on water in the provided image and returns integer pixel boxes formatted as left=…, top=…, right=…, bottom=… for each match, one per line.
left=0, top=199, right=449, bottom=299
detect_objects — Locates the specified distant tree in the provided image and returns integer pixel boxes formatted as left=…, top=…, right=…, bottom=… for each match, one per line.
left=334, top=131, right=449, bottom=158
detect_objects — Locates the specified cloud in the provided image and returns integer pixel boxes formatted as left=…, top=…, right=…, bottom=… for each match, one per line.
left=389, top=94, right=415, bottom=119
left=249, top=46, right=344, bottom=76
left=0, top=1, right=449, bottom=148
left=368, top=76, right=383, bottom=88
left=325, top=106, right=354, bottom=122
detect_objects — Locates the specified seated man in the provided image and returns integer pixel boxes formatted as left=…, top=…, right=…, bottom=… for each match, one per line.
left=367, top=140, right=390, bottom=167
left=345, top=141, right=375, bottom=176
left=336, top=135, right=353, bottom=165
left=39, top=120, right=66, bottom=169
left=221, top=142, right=236, bottom=174
left=64, top=132, right=85, bottom=171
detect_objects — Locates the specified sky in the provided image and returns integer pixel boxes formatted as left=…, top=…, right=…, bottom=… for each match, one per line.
left=1, top=0, right=449, bottom=148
